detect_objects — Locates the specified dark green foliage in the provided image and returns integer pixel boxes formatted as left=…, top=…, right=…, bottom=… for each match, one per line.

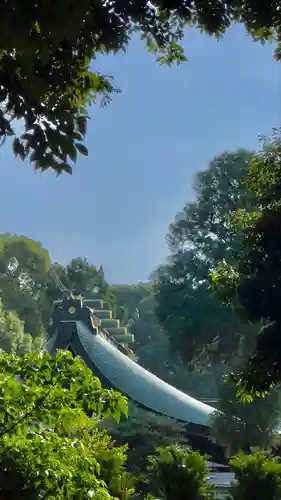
left=154, top=150, right=258, bottom=368
left=210, top=131, right=281, bottom=394
left=1, top=2, right=281, bottom=173
left=230, top=451, right=281, bottom=500
left=154, top=147, right=281, bottom=455
left=46, top=257, right=108, bottom=299
left=212, top=376, right=281, bottom=456
left=145, top=444, right=214, bottom=500
left=0, top=234, right=51, bottom=335
left=110, top=284, right=221, bottom=397
left=0, top=299, right=45, bottom=355
left=0, top=235, right=110, bottom=336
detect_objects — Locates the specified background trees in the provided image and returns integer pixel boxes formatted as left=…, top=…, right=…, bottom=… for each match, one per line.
left=0, top=299, right=44, bottom=355
left=154, top=150, right=257, bottom=368
left=210, top=130, right=281, bottom=395
left=1, top=2, right=281, bottom=173
left=0, top=234, right=50, bottom=336
left=211, top=380, right=281, bottom=457
left=0, top=236, right=109, bottom=337
left=153, top=146, right=281, bottom=455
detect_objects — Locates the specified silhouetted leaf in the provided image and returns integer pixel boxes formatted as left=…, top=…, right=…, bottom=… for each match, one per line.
left=75, top=143, right=88, bottom=156
left=12, top=138, right=25, bottom=160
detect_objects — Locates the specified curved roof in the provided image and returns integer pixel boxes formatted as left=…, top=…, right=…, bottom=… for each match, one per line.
left=47, top=319, right=215, bottom=428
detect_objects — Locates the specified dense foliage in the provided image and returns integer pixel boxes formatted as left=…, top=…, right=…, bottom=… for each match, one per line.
left=0, top=350, right=134, bottom=499
left=0, top=299, right=44, bottom=355
left=230, top=451, right=281, bottom=500
left=211, top=377, right=281, bottom=456
left=1, top=1, right=281, bottom=173
left=145, top=444, right=214, bottom=500
left=0, top=234, right=108, bottom=336
left=154, top=150, right=258, bottom=368
left=153, top=146, right=281, bottom=455
left=210, top=131, right=281, bottom=395
left=0, top=234, right=51, bottom=335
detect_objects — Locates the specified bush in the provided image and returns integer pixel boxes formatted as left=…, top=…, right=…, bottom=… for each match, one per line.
left=144, top=444, right=214, bottom=500
left=230, top=450, right=281, bottom=500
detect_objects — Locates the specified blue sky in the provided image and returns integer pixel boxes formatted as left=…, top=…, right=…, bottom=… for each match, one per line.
left=0, top=25, right=279, bottom=284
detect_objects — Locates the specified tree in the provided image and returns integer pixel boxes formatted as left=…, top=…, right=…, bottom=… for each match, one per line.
left=154, top=149, right=281, bottom=454
left=0, top=234, right=51, bottom=335
left=44, top=257, right=108, bottom=299
left=211, top=376, right=281, bottom=457
left=210, top=130, right=281, bottom=394
left=0, top=234, right=50, bottom=280
left=0, top=349, right=135, bottom=499
left=145, top=444, right=214, bottom=500
left=63, top=258, right=107, bottom=296
left=110, top=283, right=219, bottom=396
left=154, top=150, right=257, bottom=368
left=230, top=450, right=281, bottom=500
left=40, top=257, right=111, bottom=330
left=1, top=3, right=281, bottom=174
left=130, top=291, right=181, bottom=378
left=132, top=293, right=220, bottom=397
left=0, top=299, right=45, bottom=355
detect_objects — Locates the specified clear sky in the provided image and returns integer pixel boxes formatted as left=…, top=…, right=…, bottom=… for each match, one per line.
left=0, top=25, right=279, bottom=284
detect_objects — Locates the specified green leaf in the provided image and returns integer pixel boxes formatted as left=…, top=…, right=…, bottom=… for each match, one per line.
left=118, top=396, right=128, bottom=419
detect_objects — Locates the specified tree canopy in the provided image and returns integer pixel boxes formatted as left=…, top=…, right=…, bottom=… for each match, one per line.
left=1, top=1, right=281, bottom=173
left=210, top=130, right=281, bottom=395
left=0, top=234, right=51, bottom=335
left=0, top=235, right=109, bottom=337
left=154, top=150, right=258, bottom=369
left=0, top=349, right=134, bottom=499
left=0, top=299, right=44, bottom=355
left=153, top=147, right=281, bottom=454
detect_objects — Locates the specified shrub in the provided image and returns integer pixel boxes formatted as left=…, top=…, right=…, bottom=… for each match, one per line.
left=230, top=450, right=281, bottom=500
left=145, top=444, right=214, bottom=500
